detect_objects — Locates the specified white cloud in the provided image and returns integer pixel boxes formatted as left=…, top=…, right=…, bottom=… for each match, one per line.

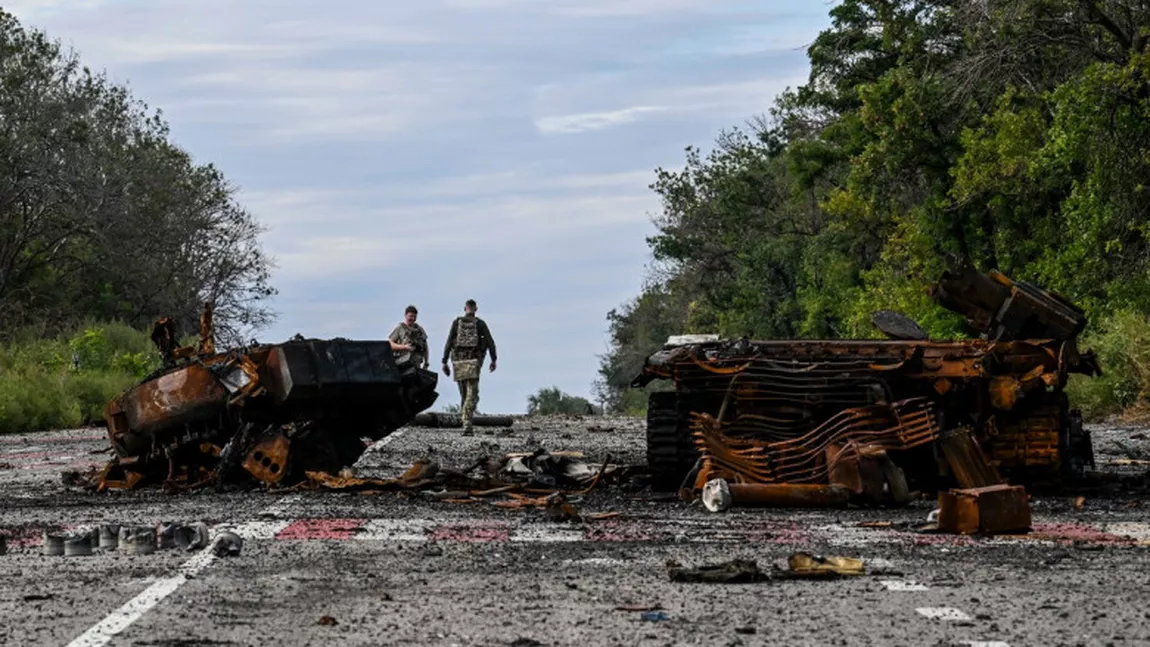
left=535, top=106, right=668, bottom=134
left=266, top=191, right=657, bottom=281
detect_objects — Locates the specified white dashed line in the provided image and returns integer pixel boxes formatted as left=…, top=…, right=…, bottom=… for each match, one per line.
left=915, top=607, right=972, bottom=621
left=65, top=496, right=301, bottom=647
left=65, top=520, right=269, bottom=647
left=881, top=580, right=928, bottom=591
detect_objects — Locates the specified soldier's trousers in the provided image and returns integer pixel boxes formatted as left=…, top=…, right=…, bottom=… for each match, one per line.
left=457, top=378, right=479, bottom=426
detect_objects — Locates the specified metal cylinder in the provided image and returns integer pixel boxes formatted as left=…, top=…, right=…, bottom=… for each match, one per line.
left=728, top=483, right=851, bottom=508
left=42, top=532, right=65, bottom=556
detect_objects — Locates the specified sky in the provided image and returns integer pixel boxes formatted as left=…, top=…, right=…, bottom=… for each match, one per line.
left=4, top=0, right=833, bottom=413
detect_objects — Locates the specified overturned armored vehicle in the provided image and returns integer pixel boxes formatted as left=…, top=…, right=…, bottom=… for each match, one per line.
left=633, top=267, right=1101, bottom=506
left=97, top=309, right=439, bottom=490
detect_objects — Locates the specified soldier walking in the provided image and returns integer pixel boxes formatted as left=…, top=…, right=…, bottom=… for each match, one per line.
left=389, top=305, right=429, bottom=369
left=441, top=299, right=497, bottom=435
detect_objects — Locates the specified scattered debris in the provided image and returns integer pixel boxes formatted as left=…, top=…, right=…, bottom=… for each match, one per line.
left=317, top=615, right=338, bottom=626
left=41, top=532, right=64, bottom=556
left=782, top=552, right=864, bottom=579
left=667, top=559, right=769, bottom=584
left=22, top=594, right=53, bottom=602
left=63, top=529, right=94, bottom=557
left=640, top=611, right=670, bottom=622
left=735, top=627, right=757, bottom=635
left=701, top=478, right=732, bottom=513
left=174, top=523, right=211, bottom=551
left=119, top=526, right=156, bottom=555
left=938, top=484, right=1032, bottom=536
left=211, top=531, right=243, bottom=557
left=98, top=524, right=120, bottom=550
left=1074, top=496, right=1086, bottom=510
left=545, top=492, right=581, bottom=522
left=858, top=521, right=892, bottom=528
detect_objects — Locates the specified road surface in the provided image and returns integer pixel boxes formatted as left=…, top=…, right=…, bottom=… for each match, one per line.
left=1, top=416, right=1148, bottom=646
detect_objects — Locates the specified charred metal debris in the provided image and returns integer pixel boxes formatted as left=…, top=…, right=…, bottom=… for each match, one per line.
left=634, top=267, right=1103, bottom=532
left=93, top=304, right=441, bottom=491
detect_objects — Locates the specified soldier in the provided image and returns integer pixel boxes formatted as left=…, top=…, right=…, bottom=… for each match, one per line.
left=441, top=299, right=497, bottom=435
left=389, top=305, right=429, bottom=369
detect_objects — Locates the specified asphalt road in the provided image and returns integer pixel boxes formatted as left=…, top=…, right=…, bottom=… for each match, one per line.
left=1, top=416, right=1149, bottom=647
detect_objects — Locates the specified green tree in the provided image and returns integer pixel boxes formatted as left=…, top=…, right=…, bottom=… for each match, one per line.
left=527, top=387, right=600, bottom=416
left=0, top=9, right=275, bottom=343
left=597, top=0, right=1150, bottom=417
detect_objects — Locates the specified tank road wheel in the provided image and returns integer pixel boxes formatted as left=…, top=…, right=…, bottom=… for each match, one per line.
left=646, top=391, right=700, bottom=492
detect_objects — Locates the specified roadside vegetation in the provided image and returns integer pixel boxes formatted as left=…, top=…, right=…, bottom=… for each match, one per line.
left=0, top=10, right=275, bottom=433
left=597, top=1, right=1150, bottom=421
left=526, top=387, right=601, bottom=416
left=0, top=322, right=159, bottom=433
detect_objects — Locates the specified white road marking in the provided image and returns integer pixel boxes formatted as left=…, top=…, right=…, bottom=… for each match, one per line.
left=510, top=526, right=584, bottom=543
left=64, top=493, right=303, bottom=647
left=960, top=642, right=1010, bottom=647
left=916, top=607, right=972, bottom=621
left=358, top=519, right=433, bottom=541
left=561, top=557, right=631, bottom=566
left=259, top=494, right=303, bottom=518
left=65, top=521, right=266, bottom=647
left=221, top=520, right=292, bottom=540
left=367, top=430, right=406, bottom=452
left=1101, top=522, right=1150, bottom=542
left=881, top=580, right=928, bottom=591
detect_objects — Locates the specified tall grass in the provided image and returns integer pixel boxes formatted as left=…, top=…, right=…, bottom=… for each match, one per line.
left=1067, top=310, right=1150, bottom=422
left=0, top=322, right=159, bottom=434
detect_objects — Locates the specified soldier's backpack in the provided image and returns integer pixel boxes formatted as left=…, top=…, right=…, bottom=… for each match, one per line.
left=456, top=317, right=480, bottom=348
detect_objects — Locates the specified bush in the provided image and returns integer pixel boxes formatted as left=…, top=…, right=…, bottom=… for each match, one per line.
left=526, top=386, right=602, bottom=416
left=1067, top=310, right=1150, bottom=421
left=0, top=322, right=159, bottom=433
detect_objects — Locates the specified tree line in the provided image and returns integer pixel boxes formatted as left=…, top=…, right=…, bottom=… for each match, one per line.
left=597, top=1, right=1150, bottom=417
left=0, top=10, right=275, bottom=345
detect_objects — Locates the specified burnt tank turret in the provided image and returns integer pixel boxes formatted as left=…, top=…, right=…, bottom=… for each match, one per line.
left=97, top=309, right=438, bottom=490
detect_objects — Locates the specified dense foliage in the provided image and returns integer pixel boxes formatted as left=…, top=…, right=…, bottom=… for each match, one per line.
left=0, top=322, right=159, bottom=433
left=0, top=10, right=275, bottom=344
left=598, top=1, right=1150, bottom=418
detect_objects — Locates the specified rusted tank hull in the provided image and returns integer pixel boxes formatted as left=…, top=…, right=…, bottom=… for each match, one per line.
left=637, top=267, right=1101, bottom=502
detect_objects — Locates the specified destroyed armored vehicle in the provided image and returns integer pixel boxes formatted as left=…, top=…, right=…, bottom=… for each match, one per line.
left=633, top=267, right=1101, bottom=504
left=97, top=306, right=439, bottom=490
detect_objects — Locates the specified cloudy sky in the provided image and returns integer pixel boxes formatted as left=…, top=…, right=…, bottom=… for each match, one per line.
left=5, top=0, right=832, bottom=413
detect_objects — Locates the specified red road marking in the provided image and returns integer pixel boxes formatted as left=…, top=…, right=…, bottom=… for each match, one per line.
left=429, top=523, right=510, bottom=542
left=1030, top=523, right=1132, bottom=545
left=275, top=518, right=365, bottom=540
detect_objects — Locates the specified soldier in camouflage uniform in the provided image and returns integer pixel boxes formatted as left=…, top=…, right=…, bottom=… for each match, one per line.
left=441, top=299, right=497, bottom=435
left=389, top=305, right=429, bottom=369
